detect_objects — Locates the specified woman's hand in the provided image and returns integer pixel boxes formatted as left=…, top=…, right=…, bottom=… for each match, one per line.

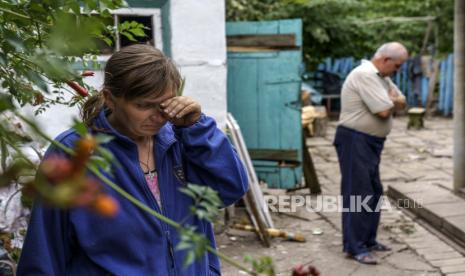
left=161, top=96, right=201, bottom=127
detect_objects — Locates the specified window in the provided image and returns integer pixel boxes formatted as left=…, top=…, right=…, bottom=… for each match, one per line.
left=95, top=8, right=163, bottom=55
left=118, top=15, right=154, bottom=48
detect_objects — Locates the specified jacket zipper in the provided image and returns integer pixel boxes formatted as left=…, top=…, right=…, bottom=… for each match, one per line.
left=166, top=230, right=178, bottom=275
left=136, top=144, right=177, bottom=275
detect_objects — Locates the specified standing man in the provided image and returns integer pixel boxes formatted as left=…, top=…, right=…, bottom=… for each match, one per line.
left=334, top=42, right=408, bottom=265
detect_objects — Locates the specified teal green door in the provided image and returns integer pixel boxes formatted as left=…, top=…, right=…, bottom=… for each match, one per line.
left=227, top=19, right=303, bottom=189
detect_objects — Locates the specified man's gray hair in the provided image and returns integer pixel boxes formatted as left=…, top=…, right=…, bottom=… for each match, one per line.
left=373, top=42, right=408, bottom=60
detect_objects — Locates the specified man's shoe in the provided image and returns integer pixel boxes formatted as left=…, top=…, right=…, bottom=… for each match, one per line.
left=351, top=252, right=378, bottom=265
left=368, top=242, right=392, bottom=252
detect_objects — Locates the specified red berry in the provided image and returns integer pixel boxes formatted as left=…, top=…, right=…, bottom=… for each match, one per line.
left=93, top=194, right=119, bottom=217
left=40, top=156, right=74, bottom=182
left=81, top=71, right=95, bottom=77
left=66, top=81, right=88, bottom=97
left=73, top=136, right=97, bottom=170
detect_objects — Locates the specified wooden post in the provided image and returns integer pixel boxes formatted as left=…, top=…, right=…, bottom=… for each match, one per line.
left=425, top=59, right=440, bottom=116
left=454, top=0, right=465, bottom=192
left=302, top=133, right=321, bottom=194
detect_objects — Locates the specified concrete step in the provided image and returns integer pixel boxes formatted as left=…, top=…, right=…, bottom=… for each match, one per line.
left=388, top=183, right=465, bottom=249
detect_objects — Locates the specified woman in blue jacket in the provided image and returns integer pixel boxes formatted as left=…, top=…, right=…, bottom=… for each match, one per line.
left=18, top=44, right=248, bottom=275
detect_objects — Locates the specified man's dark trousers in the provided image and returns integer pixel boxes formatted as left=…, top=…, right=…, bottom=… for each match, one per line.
left=334, top=126, right=386, bottom=256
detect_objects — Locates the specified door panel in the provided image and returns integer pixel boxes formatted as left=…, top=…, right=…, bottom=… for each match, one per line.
left=227, top=19, right=303, bottom=189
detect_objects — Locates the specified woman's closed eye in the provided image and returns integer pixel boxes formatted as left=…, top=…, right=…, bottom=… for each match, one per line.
left=135, top=103, right=162, bottom=111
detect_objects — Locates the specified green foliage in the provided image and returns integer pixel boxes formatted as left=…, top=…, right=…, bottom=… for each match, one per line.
left=176, top=226, right=210, bottom=267
left=177, top=184, right=222, bottom=266
left=0, top=0, right=147, bottom=111
left=118, top=20, right=148, bottom=42
left=180, top=183, right=222, bottom=222
left=226, top=0, right=454, bottom=68
left=0, top=0, right=146, bottom=187
left=244, top=255, right=276, bottom=276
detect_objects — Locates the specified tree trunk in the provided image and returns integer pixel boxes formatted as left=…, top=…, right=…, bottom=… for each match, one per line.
left=453, top=0, right=465, bottom=191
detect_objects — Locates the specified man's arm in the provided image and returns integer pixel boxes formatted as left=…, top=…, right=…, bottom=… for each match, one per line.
left=354, top=72, right=395, bottom=119
left=389, top=88, right=407, bottom=110
left=375, top=88, right=406, bottom=119
left=376, top=109, right=392, bottom=119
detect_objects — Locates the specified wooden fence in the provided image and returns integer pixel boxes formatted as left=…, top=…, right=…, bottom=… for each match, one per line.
left=312, top=54, right=454, bottom=116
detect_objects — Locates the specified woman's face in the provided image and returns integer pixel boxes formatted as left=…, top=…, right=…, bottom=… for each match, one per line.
left=106, top=90, right=175, bottom=139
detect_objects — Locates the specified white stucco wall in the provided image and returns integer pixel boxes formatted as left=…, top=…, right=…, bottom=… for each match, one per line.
left=169, top=0, right=227, bottom=128
left=21, top=73, right=105, bottom=140
left=25, top=1, right=227, bottom=139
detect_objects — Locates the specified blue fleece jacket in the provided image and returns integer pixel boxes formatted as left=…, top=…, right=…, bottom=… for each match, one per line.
left=17, top=111, right=248, bottom=275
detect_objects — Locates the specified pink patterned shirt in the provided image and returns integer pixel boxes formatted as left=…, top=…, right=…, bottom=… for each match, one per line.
left=145, top=170, right=161, bottom=208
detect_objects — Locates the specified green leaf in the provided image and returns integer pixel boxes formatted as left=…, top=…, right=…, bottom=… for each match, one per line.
left=243, top=255, right=276, bottom=275
left=100, top=9, right=111, bottom=18
left=25, top=71, right=49, bottom=93
left=1, top=128, right=32, bottom=144
left=175, top=241, right=192, bottom=251
left=89, top=155, right=112, bottom=173
left=179, top=184, right=222, bottom=221
left=177, top=226, right=209, bottom=267
left=128, top=28, right=146, bottom=37
left=83, top=0, right=98, bottom=11
left=32, top=52, right=76, bottom=82
left=179, top=187, right=197, bottom=199
left=120, top=31, right=136, bottom=42
left=183, top=251, right=196, bottom=267
left=71, top=119, right=88, bottom=136
left=69, top=1, right=81, bottom=15
left=96, top=147, right=120, bottom=168
left=0, top=53, right=7, bottom=66
left=5, top=37, right=25, bottom=52
left=243, top=255, right=253, bottom=263
left=0, top=139, right=9, bottom=172
left=47, top=12, right=101, bottom=56
left=102, top=37, right=113, bottom=46
left=0, top=94, right=15, bottom=113
left=95, top=134, right=114, bottom=144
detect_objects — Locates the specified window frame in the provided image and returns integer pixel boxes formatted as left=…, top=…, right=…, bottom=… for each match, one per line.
left=112, top=8, right=163, bottom=52
left=93, top=8, right=163, bottom=61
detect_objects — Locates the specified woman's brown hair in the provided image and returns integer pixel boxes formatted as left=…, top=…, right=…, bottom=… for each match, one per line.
left=80, top=44, right=181, bottom=127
